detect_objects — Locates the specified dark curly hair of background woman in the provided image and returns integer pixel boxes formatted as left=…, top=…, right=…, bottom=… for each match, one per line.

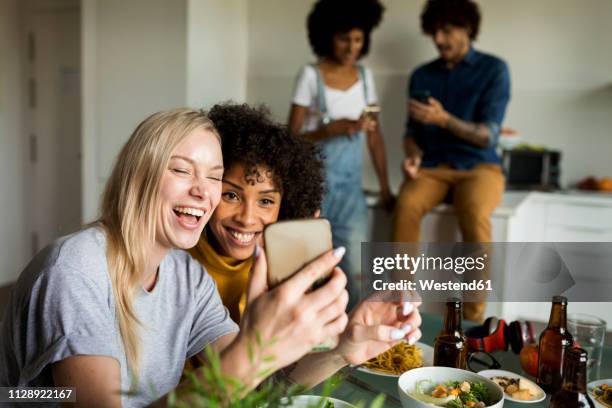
left=421, top=0, right=481, bottom=40
left=307, top=0, right=384, bottom=59
left=208, top=102, right=325, bottom=220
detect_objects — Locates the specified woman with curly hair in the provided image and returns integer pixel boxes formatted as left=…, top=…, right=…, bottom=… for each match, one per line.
left=189, top=102, right=325, bottom=321
left=287, top=0, right=392, bottom=308
left=187, top=102, right=422, bottom=390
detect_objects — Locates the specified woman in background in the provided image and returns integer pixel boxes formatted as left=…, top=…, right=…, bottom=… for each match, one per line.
left=288, top=0, right=393, bottom=309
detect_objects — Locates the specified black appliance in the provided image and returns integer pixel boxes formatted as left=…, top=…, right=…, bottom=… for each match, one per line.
left=501, top=149, right=561, bottom=191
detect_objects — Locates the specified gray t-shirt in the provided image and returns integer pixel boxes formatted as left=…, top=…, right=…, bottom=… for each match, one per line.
left=0, top=227, right=239, bottom=407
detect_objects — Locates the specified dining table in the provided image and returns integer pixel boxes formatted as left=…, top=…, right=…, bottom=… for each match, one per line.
left=315, top=311, right=612, bottom=407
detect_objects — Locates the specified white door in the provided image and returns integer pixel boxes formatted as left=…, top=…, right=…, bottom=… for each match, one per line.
left=24, top=0, right=81, bottom=254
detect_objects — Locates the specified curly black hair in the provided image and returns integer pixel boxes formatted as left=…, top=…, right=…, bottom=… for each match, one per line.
left=208, top=102, right=325, bottom=220
left=307, top=0, right=384, bottom=59
left=421, top=0, right=481, bottom=40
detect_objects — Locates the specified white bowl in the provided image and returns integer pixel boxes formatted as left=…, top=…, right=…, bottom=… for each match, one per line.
left=398, top=366, right=504, bottom=408
left=283, top=395, right=356, bottom=408
left=587, top=379, right=612, bottom=408
left=478, top=369, right=545, bottom=403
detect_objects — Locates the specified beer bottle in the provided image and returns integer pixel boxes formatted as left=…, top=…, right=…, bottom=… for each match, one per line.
left=434, top=299, right=467, bottom=368
left=550, top=347, right=595, bottom=408
left=537, top=295, right=573, bottom=394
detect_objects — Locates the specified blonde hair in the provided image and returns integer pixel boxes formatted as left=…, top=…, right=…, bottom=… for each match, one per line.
left=98, top=108, right=218, bottom=377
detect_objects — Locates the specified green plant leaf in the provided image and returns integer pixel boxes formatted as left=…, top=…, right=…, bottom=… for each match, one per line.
left=369, top=394, right=386, bottom=408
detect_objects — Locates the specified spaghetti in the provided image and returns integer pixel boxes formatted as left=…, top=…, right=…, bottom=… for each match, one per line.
left=362, top=342, right=423, bottom=375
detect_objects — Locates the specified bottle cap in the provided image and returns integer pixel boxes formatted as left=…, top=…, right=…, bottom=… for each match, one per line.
left=552, top=295, right=567, bottom=305
left=446, top=298, right=462, bottom=308
left=567, top=347, right=588, bottom=363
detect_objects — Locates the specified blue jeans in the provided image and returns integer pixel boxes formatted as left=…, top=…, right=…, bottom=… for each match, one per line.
left=319, top=132, right=367, bottom=309
left=321, top=178, right=367, bottom=310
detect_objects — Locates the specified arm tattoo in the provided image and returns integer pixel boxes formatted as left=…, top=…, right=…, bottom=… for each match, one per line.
left=445, top=114, right=490, bottom=148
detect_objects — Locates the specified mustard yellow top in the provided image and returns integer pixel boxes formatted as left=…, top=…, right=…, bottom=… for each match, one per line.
left=188, top=237, right=252, bottom=323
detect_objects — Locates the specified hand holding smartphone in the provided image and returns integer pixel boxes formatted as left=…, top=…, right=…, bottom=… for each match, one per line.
left=410, top=90, right=431, bottom=104
left=264, top=219, right=338, bottom=351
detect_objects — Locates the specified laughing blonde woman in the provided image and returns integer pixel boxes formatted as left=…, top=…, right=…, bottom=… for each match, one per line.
left=0, top=108, right=421, bottom=408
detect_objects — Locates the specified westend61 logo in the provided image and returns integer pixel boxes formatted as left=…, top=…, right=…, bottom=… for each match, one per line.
left=362, top=243, right=498, bottom=301
left=369, top=252, right=492, bottom=295
left=371, top=253, right=488, bottom=275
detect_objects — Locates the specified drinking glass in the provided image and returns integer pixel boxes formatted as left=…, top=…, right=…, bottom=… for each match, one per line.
left=567, top=313, right=606, bottom=381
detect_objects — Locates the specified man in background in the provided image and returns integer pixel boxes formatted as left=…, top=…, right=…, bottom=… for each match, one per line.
left=393, top=0, right=511, bottom=321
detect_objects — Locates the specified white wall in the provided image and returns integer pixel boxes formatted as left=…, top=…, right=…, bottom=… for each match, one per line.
left=0, top=0, right=26, bottom=286
left=82, top=0, right=249, bottom=222
left=187, top=0, right=248, bottom=108
left=0, top=0, right=249, bottom=283
left=478, top=0, right=612, bottom=189
left=81, top=0, right=188, bottom=222
left=247, top=0, right=612, bottom=191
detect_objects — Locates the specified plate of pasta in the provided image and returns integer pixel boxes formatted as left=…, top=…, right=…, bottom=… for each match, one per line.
left=357, top=342, right=434, bottom=377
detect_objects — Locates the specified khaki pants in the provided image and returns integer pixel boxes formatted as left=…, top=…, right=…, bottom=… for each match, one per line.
left=392, top=164, right=505, bottom=321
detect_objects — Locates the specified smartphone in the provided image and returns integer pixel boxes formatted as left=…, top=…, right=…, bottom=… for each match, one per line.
left=264, top=219, right=337, bottom=352
left=411, top=89, right=431, bottom=103
left=362, top=104, right=381, bottom=121
left=265, top=218, right=333, bottom=289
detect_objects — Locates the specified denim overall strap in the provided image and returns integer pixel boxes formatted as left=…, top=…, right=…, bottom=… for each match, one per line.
left=357, top=64, right=369, bottom=104
left=311, top=63, right=328, bottom=118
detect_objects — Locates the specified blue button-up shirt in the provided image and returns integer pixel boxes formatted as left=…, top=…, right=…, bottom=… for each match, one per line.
left=405, top=48, right=511, bottom=170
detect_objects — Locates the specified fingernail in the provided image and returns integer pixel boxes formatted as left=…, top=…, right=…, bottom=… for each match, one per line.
left=253, top=244, right=261, bottom=259
left=402, top=302, right=413, bottom=316
left=390, top=329, right=405, bottom=340
left=408, top=334, right=419, bottom=345
left=390, top=325, right=411, bottom=340
left=332, top=246, right=346, bottom=259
